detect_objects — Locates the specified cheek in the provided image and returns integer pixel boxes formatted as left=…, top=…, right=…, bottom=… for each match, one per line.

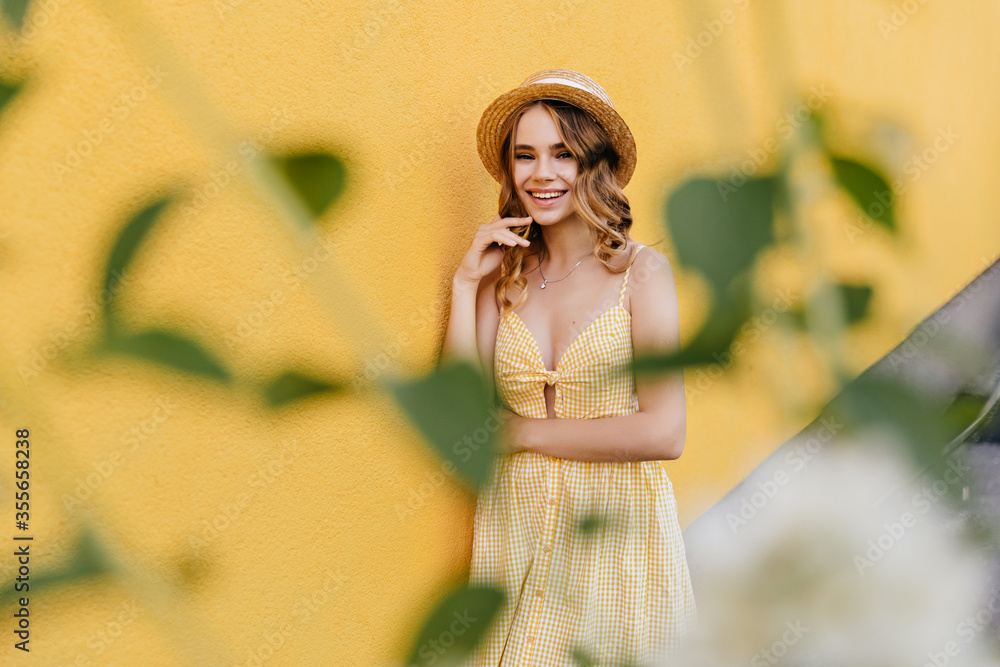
left=560, top=164, right=578, bottom=185
left=512, top=164, right=530, bottom=186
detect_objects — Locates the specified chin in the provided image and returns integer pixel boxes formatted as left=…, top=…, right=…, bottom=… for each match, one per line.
left=531, top=209, right=570, bottom=223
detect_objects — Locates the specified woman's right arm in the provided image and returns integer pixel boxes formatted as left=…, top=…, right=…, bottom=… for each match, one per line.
left=439, top=215, right=533, bottom=379
left=441, top=272, right=489, bottom=372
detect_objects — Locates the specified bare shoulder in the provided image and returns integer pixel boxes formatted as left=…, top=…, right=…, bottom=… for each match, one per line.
left=630, top=242, right=670, bottom=268
left=627, top=243, right=674, bottom=288
left=628, top=244, right=681, bottom=350
left=627, top=243, right=678, bottom=314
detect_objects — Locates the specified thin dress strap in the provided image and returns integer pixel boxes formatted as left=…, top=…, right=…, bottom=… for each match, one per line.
left=618, top=243, right=644, bottom=306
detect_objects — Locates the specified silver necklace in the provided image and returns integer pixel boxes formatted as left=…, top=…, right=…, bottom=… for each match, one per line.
left=538, top=248, right=594, bottom=289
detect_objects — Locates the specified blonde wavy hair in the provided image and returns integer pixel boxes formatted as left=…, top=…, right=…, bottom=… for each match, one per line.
left=493, top=99, right=648, bottom=316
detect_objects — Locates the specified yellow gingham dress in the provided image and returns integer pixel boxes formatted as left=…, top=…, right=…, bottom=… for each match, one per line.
left=466, top=245, right=697, bottom=666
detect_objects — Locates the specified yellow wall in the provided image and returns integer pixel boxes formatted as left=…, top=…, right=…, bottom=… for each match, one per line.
left=1, top=0, right=998, bottom=664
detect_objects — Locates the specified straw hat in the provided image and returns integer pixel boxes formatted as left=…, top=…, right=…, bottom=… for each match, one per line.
left=476, top=68, right=637, bottom=188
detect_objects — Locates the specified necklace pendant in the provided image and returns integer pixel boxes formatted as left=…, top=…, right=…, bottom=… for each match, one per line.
left=540, top=281, right=547, bottom=289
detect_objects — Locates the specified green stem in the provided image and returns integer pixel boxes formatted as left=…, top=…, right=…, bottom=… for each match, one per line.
left=783, top=100, right=853, bottom=389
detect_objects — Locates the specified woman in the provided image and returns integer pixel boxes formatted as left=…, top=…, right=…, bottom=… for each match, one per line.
left=442, top=69, right=696, bottom=666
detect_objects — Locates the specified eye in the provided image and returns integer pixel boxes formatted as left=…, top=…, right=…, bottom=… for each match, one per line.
left=558, top=152, right=574, bottom=159
left=515, top=153, right=534, bottom=160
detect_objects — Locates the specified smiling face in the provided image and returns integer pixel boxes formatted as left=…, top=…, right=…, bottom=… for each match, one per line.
left=512, top=103, right=579, bottom=226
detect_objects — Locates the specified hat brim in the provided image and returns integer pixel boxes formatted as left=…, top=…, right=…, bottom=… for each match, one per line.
left=477, top=83, right=637, bottom=189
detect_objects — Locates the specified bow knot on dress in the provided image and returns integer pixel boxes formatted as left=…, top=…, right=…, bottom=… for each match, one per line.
left=518, top=368, right=562, bottom=386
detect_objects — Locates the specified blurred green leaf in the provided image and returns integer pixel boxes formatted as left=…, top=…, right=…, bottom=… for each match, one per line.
left=387, top=359, right=498, bottom=490
left=836, top=283, right=873, bottom=324
left=821, top=377, right=971, bottom=507
left=632, top=285, right=751, bottom=377
left=405, top=583, right=504, bottom=666
left=99, top=327, right=230, bottom=383
left=0, top=78, right=22, bottom=116
left=829, top=155, right=896, bottom=233
left=269, top=152, right=346, bottom=219
left=1, top=527, right=111, bottom=608
left=781, top=309, right=808, bottom=330
left=666, top=175, right=777, bottom=293
left=2, top=0, right=30, bottom=30
left=571, top=645, right=597, bottom=667
left=262, top=370, right=344, bottom=407
left=576, top=512, right=607, bottom=537
left=804, top=106, right=828, bottom=144
left=103, top=194, right=175, bottom=319
left=824, top=377, right=941, bottom=451
left=787, top=282, right=874, bottom=330
left=944, top=391, right=990, bottom=437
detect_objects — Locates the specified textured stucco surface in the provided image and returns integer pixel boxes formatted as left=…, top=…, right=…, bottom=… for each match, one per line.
left=1, top=0, right=999, bottom=664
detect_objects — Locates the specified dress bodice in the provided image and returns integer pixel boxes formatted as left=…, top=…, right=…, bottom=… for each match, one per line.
left=493, top=247, right=642, bottom=420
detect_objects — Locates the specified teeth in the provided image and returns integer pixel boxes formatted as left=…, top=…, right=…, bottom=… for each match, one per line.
left=531, top=191, right=565, bottom=199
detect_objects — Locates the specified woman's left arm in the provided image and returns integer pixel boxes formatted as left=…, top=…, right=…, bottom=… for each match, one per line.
left=503, top=247, right=686, bottom=462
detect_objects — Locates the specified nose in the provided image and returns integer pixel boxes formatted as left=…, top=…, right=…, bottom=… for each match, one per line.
left=532, top=154, right=555, bottom=181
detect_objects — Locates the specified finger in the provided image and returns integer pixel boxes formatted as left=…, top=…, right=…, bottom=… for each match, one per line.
left=506, top=230, right=530, bottom=245
left=495, top=230, right=530, bottom=246
left=501, top=218, right=531, bottom=233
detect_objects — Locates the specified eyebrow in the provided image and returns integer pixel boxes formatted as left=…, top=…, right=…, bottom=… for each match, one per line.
left=513, top=142, right=568, bottom=150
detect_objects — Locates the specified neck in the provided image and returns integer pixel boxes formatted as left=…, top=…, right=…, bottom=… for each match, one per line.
left=536, top=215, right=595, bottom=272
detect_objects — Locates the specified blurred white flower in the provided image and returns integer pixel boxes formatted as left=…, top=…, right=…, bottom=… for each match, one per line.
left=655, top=428, right=999, bottom=667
